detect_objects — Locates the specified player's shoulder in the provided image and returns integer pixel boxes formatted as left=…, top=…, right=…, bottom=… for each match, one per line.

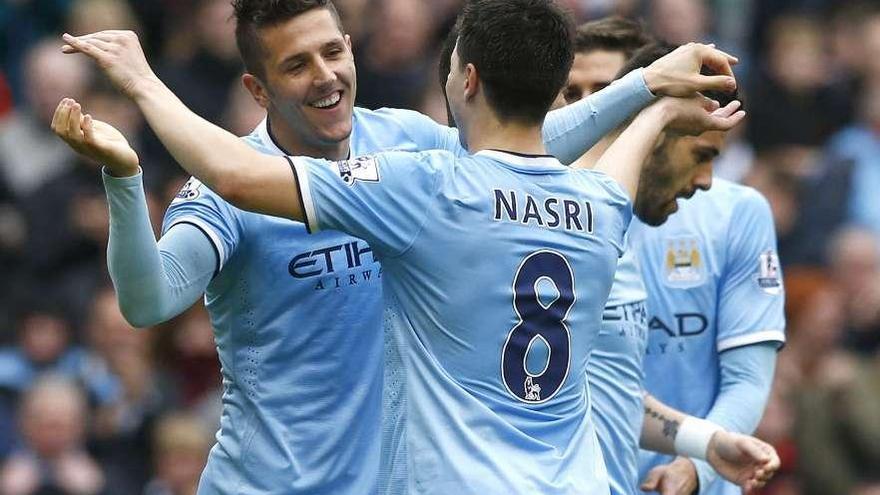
left=570, top=168, right=631, bottom=206
left=357, top=106, right=436, bottom=128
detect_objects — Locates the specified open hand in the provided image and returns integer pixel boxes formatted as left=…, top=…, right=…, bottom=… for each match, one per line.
left=51, top=98, right=140, bottom=176
left=61, top=30, right=158, bottom=100
left=707, top=431, right=780, bottom=493
left=659, top=95, right=745, bottom=136
left=644, top=43, right=738, bottom=97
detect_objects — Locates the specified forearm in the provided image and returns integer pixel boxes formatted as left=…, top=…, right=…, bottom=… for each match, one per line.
left=104, top=170, right=213, bottom=326
left=543, top=69, right=654, bottom=164
left=691, top=343, right=777, bottom=492
left=594, top=102, right=668, bottom=199
left=641, top=393, right=688, bottom=455
left=708, top=343, right=777, bottom=433
left=132, top=79, right=299, bottom=219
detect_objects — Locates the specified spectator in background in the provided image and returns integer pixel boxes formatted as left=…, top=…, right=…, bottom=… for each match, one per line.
left=828, top=85, right=880, bottom=238
left=86, top=287, right=170, bottom=494
left=143, top=413, right=212, bottom=495
left=648, top=0, right=710, bottom=45
left=0, top=38, right=92, bottom=199
left=355, top=0, right=435, bottom=110
left=747, top=14, right=850, bottom=153
left=0, top=375, right=106, bottom=495
left=828, top=228, right=880, bottom=353
left=156, top=0, right=240, bottom=126
left=0, top=301, right=120, bottom=414
left=66, top=0, right=141, bottom=39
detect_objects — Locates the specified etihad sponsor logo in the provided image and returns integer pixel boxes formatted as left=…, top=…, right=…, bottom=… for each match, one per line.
left=288, top=240, right=381, bottom=290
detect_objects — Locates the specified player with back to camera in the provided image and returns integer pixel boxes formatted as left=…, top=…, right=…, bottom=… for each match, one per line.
left=438, top=19, right=780, bottom=495
left=56, top=0, right=747, bottom=492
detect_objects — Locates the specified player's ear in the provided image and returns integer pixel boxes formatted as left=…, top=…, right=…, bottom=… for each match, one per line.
left=242, top=73, right=270, bottom=109
left=464, top=63, right=479, bottom=100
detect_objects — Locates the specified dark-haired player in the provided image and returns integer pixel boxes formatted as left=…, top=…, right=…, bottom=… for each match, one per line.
left=572, top=41, right=784, bottom=495
left=57, top=0, right=745, bottom=492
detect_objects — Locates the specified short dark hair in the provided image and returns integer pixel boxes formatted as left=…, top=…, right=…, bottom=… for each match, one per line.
left=233, top=0, right=343, bottom=80
left=455, top=0, right=574, bottom=124
left=615, top=42, right=739, bottom=108
left=574, top=17, right=652, bottom=59
left=439, top=23, right=460, bottom=127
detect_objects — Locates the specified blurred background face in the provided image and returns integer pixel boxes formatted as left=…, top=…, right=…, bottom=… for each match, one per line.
left=563, top=49, right=626, bottom=104
left=634, top=131, right=725, bottom=226
left=21, top=381, right=86, bottom=458
left=255, top=8, right=356, bottom=149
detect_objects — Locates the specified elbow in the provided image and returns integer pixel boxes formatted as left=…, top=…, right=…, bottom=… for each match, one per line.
left=119, top=305, right=162, bottom=329
left=210, top=170, right=254, bottom=211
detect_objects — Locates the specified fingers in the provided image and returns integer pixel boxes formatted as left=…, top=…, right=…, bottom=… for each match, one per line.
left=50, top=99, right=67, bottom=134
left=698, top=44, right=738, bottom=77
left=640, top=467, right=664, bottom=492
left=82, top=114, right=95, bottom=144
left=66, top=101, right=85, bottom=143
left=711, top=100, right=742, bottom=119
left=707, top=108, right=746, bottom=131
left=54, top=99, right=73, bottom=140
left=691, top=74, right=737, bottom=93
left=737, top=437, right=770, bottom=464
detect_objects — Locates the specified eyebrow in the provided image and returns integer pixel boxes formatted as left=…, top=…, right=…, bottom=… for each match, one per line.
left=279, top=40, right=344, bottom=67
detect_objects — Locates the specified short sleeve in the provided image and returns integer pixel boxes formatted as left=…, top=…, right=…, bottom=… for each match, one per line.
left=373, top=107, right=466, bottom=156
left=162, top=176, right=244, bottom=274
left=291, top=151, right=447, bottom=258
left=716, top=190, right=786, bottom=352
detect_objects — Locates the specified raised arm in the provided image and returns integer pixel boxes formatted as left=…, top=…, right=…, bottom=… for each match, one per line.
left=544, top=43, right=738, bottom=164
left=593, top=95, right=744, bottom=199
left=61, top=31, right=302, bottom=221
left=51, top=100, right=216, bottom=327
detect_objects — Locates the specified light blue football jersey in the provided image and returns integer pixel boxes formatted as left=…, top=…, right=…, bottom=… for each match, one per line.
left=161, top=107, right=465, bottom=495
left=590, top=246, right=648, bottom=495
left=631, top=179, right=786, bottom=495
left=293, top=148, right=631, bottom=494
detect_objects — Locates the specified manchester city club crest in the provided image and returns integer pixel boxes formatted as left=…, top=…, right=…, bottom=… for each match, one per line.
left=663, top=236, right=706, bottom=288
left=756, top=249, right=783, bottom=295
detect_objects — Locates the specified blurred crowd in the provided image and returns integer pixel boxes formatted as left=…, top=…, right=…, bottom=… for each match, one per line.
left=1, top=0, right=880, bottom=493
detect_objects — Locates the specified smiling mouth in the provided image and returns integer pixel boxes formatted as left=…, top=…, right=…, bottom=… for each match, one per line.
left=309, top=91, right=342, bottom=110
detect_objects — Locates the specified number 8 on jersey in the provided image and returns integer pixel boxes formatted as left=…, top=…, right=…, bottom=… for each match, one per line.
left=502, top=250, right=575, bottom=404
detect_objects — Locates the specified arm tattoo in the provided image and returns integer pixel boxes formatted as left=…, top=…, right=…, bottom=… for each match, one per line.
left=645, top=405, right=680, bottom=440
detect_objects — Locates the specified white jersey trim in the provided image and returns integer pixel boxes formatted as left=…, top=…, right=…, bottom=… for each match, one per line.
left=292, top=158, right=320, bottom=233
left=166, top=216, right=227, bottom=271
left=475, top=149, right=563, bottom=168
left=717, top=330, right=785, bottom=352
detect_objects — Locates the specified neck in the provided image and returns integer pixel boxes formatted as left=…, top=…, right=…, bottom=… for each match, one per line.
left=464, top=111, right=547, bottom=156
left=266, top=110, right=351, bottom=161
left=571, top=127, right=622, bottom=170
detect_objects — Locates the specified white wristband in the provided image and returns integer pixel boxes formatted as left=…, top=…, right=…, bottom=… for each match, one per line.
left=674, top=417, right=722, bottom=460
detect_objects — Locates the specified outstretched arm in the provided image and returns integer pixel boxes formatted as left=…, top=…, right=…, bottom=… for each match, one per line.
left=62, top=31, right=303, bottom=221
left=51, top=99, right=217, bottom=327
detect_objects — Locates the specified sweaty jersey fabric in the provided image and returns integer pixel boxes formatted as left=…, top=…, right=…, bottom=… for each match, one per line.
left=590, top=247, right=648, bottom=495
left=294, top=149, right=631, bottom=494
left=631, top=179, right=785, bottom=495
